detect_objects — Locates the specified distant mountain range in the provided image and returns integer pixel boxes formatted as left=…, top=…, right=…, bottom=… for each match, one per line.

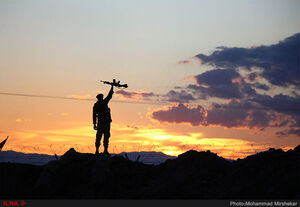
left=0, top=150, right=176, bottom=165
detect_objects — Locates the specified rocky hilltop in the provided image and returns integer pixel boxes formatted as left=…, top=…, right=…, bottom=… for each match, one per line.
left=0, top=146, right=299, bottom=199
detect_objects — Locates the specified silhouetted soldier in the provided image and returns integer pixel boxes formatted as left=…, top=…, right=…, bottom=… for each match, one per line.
left=93, top=85, right=114, bottom=155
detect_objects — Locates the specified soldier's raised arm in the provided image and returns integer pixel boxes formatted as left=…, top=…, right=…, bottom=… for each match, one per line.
left=104, top=85, right=114, bottom=104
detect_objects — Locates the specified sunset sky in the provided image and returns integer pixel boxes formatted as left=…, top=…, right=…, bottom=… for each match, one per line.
left=0, top=0, right=299, bottom=159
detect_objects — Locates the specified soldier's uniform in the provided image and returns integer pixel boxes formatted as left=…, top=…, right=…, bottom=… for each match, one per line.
left=93, top=87, right=114, bottom=154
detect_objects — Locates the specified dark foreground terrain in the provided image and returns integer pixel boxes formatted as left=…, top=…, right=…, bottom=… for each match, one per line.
left=0, top=145, right=299, bottom=199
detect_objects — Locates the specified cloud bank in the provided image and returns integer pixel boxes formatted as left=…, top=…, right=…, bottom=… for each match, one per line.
left=154, top=33, right=300, bottom=136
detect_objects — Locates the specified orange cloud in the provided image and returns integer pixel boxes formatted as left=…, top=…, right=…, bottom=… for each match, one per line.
left=115, top=89, right=154, bottom=100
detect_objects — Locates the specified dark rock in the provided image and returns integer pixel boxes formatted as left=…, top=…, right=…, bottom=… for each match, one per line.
left=0, top=147, right=299, bottom=199
left=0, top=163, right=42, bottom=199
left=293, top=144, right=300, bottom=153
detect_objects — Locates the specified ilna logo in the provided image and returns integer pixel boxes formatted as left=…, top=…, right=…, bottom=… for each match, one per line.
left=2, top=200, right=26, bottom=206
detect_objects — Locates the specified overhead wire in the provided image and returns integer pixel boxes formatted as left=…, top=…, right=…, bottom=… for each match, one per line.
left=0, top=92, right=169, bottom=106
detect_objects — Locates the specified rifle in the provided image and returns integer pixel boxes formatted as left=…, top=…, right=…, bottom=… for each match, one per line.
left=100, top=79, right=128, bottom=88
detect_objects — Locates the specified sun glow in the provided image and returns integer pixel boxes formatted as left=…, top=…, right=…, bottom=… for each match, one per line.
left=1, top=123, right=288, bottom=160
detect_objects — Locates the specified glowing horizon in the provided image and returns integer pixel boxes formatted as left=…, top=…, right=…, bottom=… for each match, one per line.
left=0, top=122, right=295, bottom=160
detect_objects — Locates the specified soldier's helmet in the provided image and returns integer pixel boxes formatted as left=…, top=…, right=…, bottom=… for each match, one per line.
left=96, top=94, right=103, bottom=101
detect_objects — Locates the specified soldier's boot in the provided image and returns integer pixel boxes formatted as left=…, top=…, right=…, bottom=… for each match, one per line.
left=103, top=134, right=110, bottom=156
left=103, top=146, right=110, bottom=156
left=95, top=143, right=100, bottom=155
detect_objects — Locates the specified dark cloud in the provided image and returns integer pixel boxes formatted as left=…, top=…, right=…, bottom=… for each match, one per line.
left=207, top=94, right=300, bottom=128
left=116, top=89, right=154, bottom=100
left=186, top=69, right=257, bottom=99
left=164, top=69, right=254, bottom=101
left=276, top=128, right=300, bottom=137
left=205, top=93, right=300, bottom=129
left=195, top=68, right=240, bottom=86
left=250, top=93, right=300, bottom=131
left=248, top=72, right=258, bottom=81
left=250, top=83, right=270, bottom=91
left=205, top=104, right=249, bottom=128
left=251, top=93, right=300, bottom=117
left=187, top=83, right=243, bottom=99
left=205, top=100, right=277, bottom=129
left=195, top=33, right=300, bottom=87
left=191, top=68, right=242, bottom=99
left=151, top=104, right=206, bottom=126
left=151, top=102, right=250, bottom=128
left=165, top=90, right=196, bottom=103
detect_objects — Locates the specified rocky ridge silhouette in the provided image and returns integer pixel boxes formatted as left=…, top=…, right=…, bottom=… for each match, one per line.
left=0, top=145, right=299, bottom=199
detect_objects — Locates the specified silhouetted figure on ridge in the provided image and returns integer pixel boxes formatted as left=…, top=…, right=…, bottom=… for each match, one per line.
left=93, top=85, right=114, bottom=155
